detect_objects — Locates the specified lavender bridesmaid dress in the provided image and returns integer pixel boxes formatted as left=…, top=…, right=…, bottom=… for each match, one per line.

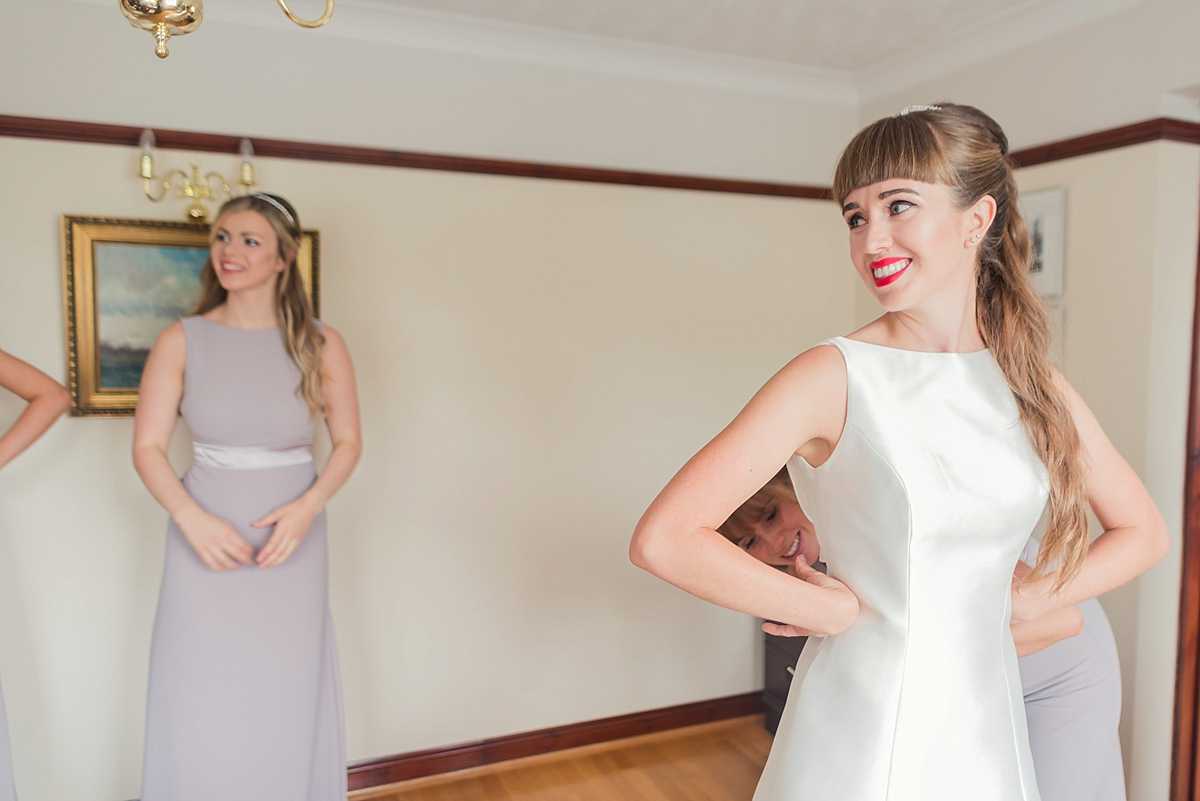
left=141, top=316, right=345, bottom=801
left=1017, top=539, right=1125, bottom=801
left=0, top=683, right=15, bottom=801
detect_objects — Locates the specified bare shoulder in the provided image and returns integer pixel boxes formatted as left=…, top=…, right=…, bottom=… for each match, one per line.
left=762, top=342, right=847, bottom=410
left=779, top=342, right=846, bottom=381
left=318, top=323, right=352, bottom=362
left=1047, top=363, right=1069, bottom=391
left=316, top=323, right=357, bottom=384
left=156, top=319, right=186, bottom=345
left=733, top=342, right=847, bottom=462
left=148, top=321, right=186, bottom=366
left=1046, top=364, right=1113, bottom=475
left=1047, top=364, right=1090, bottom=418
left=136, top=321, right=186, bottom=406
left=318, top=322, right=346, bottom=348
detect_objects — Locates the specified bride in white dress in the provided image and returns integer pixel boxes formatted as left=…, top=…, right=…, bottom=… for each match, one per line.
left=629, top=103, right=1167, bottom=800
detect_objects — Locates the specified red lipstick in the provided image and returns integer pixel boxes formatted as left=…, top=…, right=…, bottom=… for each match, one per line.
left=869, top=257, right=910, bottom=288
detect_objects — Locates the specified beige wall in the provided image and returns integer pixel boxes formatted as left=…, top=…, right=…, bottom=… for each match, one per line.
left=859, top=0, right=1200, bottom=147
left=0, top=134, right=852, bottom=800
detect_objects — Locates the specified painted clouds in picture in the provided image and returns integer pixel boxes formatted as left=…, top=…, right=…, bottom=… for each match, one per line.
left=95, top=242, right=207, bottom=388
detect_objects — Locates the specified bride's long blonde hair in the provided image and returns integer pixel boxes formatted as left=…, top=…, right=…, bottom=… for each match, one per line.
left=833, top=103, right=1088, bottom=590
left=193, top=193, right=325, bottom=416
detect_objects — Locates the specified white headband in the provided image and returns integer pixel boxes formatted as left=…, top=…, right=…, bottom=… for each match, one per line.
left=895, top=104, right=942, bottom=116
left=251, top=193, right=295, bottom=224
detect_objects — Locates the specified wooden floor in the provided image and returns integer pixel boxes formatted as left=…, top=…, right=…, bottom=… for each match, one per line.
left=353, top=715, right=772, bottom=801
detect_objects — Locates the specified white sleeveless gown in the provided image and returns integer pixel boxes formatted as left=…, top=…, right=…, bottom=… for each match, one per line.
left=755, top=337, right=1047, bottom=801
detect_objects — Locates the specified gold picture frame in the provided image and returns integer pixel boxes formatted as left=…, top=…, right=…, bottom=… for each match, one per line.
left=62, top=216, right=320, bottom=416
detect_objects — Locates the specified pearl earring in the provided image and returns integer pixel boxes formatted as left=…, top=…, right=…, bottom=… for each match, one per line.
left=970, top=234, right=981, bottom=244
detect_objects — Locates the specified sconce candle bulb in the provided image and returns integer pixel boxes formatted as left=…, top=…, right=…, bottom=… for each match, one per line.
left=138, top=129, right=157, bottom=180
left=238, top=138, right=256, bottom=189
left=135, top=128, right=257, bottom=220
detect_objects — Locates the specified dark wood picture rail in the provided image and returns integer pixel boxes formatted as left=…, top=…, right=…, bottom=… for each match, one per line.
left=4, top=112, right=1199, bottom=199
left=0, top=114, right=830, bottom=200
left=1010, top=117, right=1200, bottom=168
left=346, top=692, right=762, bottom=791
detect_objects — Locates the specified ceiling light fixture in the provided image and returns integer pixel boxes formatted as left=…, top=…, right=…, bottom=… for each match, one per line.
left=120, top=0, right=334, bottom=58
left=137, top=129, right=257, bottom=220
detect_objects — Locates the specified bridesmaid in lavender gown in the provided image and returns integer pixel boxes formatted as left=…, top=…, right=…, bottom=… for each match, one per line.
left=134, top=193, right=361, bottom=801
left=0, top=348, right=70, bottom=800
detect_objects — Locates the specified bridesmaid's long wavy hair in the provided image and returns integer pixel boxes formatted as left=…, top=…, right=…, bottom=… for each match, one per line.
left=193, top=193, right=325, bottom=416
left=832, top=103, right=1087, bottom=590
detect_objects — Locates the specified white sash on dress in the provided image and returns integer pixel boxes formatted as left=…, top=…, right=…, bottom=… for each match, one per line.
left=191, top=441, right=313, bottom=470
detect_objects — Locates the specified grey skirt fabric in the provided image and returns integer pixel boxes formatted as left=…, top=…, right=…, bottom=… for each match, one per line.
left=141, top=461, right=344, bottom=801
left=0, top=681, right=15, bottom=801
left=1019, top=597, right=1125, bottom=801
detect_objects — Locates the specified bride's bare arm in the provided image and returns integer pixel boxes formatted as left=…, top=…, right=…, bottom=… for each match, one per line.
left=1011, top=370, right=1169, bottom=620
left=630, top=345, right=859, bottom=637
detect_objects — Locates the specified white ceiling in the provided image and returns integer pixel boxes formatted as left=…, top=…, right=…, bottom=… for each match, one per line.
left=75, top=0, right=1148, bottom=105
left=361, top=0, right=1129, bottom=72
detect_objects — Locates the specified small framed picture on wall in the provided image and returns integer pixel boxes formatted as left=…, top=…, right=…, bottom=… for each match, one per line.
left=1019, top=186, right=1066, bottom=298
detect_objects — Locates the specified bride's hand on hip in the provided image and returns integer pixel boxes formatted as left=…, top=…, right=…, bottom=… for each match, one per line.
left=1009, top=560, right=1049, bottom=622
left=764, top=559, right=860, bottom=637
left=175, top=507, right=255, bottom=571
left=252, top=495, right=321, bottom=569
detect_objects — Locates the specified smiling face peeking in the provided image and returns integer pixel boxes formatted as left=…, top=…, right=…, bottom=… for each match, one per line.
left=718, top=468, right=820, bottom=567
left=741, top=498, right=820, bottom=567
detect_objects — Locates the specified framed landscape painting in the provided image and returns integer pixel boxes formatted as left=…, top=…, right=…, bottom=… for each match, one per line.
left=62, top=216, right=319, bottom=416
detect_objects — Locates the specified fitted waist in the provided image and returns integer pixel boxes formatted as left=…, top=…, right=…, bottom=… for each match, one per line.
left=191, top=441, right=313, bottom=470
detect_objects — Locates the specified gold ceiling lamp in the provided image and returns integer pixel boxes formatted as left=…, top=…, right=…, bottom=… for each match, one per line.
left=138, top=129, right=257, bottom=220
left=119, top=1, right=203, bottom=58
left=120, top=0, right=334, bottom=58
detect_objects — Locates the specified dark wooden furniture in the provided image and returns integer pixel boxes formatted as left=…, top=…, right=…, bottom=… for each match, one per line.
left=763, top=630, right=808, bottom=734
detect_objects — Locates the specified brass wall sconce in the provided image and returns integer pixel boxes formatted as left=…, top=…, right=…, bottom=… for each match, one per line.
left=138, top=129, right=256, bottom=220
left=120, top=0, right=334, bottom=58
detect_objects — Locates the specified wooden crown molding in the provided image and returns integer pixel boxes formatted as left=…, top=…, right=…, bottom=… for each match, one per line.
left=0, top=114, right=830, bottom=200
left=1010, top=117, right=1200, bottom=168
left=4, top=113, right=1198, bottom=202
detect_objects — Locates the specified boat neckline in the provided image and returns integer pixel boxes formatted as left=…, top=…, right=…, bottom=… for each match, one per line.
left=193, top=315, right=281, bottom=332
left=835, top=335, right=990, bottom=356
